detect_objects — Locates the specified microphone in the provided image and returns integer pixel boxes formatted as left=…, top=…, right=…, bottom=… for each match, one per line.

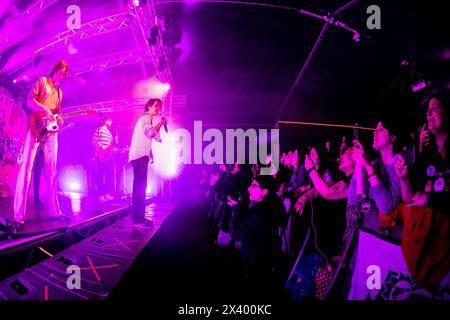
left=162, top=117, right=168, bottom=132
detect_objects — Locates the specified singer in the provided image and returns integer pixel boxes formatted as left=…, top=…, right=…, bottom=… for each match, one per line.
left=128, top=98, right=167, bottom=228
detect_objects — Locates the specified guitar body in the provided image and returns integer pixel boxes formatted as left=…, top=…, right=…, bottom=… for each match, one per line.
left=29, top=109, right=97, bottom=140
left=29, top=111, right=51, bottom=140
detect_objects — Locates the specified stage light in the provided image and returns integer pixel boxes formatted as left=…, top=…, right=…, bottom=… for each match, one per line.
left=152, top=126, right=183, bottom=179
left=12, top=79, right=16, bottom=84
left=132, top=0, right=140, bottom=7
left=69, top=182, right=81, bottom=191
left=133, top=77, right=171, bottom=98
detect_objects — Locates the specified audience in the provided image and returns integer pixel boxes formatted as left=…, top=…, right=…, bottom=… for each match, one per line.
left=203, top=91, right=449, bottom=300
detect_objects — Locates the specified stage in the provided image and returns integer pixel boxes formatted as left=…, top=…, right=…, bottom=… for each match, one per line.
left=0, top=193, right=175, bottom=300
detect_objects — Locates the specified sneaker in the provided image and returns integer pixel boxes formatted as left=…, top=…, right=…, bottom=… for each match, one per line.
left=12, top=221, right=24, bottom=233
left=134, top=219, right=153, bottom=229
left=105, top=194, right=114, bottom=201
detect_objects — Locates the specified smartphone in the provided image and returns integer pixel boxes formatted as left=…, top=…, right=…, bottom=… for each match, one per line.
left=402, top=145, right=416, bottom=165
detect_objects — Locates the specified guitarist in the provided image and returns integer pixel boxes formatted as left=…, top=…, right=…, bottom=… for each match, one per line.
left=13, top=60, right=71, bottom=230
left=92, top=116, right=116, bottom=201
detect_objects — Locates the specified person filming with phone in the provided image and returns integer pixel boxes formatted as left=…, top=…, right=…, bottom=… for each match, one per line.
left=390, top=89, right=450, bottom=295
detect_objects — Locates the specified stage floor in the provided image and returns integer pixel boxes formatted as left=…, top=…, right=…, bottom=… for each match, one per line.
left=0, top=193, right=131, bottom=236
left=0, top=201, right=176, bottom=300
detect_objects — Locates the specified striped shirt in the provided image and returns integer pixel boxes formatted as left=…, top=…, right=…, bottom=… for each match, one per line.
left=92, top=125, right=113, bottom=150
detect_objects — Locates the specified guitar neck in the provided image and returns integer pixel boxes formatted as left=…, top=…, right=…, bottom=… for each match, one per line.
left=61, top=110, right=86, bottom=119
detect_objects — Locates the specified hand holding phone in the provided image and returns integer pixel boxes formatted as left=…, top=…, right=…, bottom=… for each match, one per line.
left=419, top=123, right=431, bottom=153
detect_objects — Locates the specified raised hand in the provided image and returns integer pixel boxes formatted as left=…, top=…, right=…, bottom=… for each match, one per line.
left=419, top=124, right=431, bottom=153
left=406, top=191, right=429, bottom=207
left=394, top=154, right=408, bottom=180
left=304, top=154, right=315, bottom=171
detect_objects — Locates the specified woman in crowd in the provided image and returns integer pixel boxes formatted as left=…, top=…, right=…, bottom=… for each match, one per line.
left=348, top=117, right=403, bottom=239
left=227, top=175, right=286, bottom=284
left=392, top=89, right=450, bottom=296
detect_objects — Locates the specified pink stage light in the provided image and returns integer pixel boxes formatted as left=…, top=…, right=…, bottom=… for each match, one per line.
left=69, top=182, right=81, bottom=191
left=133, top=77, right=171, bottom=99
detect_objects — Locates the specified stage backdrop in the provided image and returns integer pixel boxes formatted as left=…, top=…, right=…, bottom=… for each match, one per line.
left=0, top=86, right=28, bottom=197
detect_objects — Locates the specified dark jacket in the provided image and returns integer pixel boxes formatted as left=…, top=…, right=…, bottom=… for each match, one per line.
left=214, top=170, right=252, bottom=232
left=229, top=194, right=286, bottom=274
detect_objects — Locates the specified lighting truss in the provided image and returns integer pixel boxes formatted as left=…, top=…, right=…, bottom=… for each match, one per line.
left=62, top=96, right=186, bottom=114
left=6, top=12, right=131, bottom=76
left=129, top=0, right=173, bottom=84
left=69, top=49, right=153, bottom=76
left=19, top=0, right=60, bottom=19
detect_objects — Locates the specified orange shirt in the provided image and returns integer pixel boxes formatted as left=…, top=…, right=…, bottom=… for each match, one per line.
left=28, top=76, right=62, bottom=114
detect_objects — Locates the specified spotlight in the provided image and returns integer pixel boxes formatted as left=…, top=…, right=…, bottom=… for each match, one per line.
left=147, top=27, right=159, bottom=46
left=69, top=182, right=81, bottom=191
left=352, top=32, right=360, bottom=42
left=163, top=83, right=171, bottom=91
left=132, top=0, right=140, bottom=7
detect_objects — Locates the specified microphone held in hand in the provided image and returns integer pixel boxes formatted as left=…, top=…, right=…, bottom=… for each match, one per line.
left=161, top=117, right=168, bottom=132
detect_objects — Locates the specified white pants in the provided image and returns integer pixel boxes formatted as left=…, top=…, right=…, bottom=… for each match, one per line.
left=14, top=131, right=61, bottom=223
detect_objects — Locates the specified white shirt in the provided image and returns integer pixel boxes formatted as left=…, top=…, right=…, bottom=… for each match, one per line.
left=128, top=113, right=162, bottom=163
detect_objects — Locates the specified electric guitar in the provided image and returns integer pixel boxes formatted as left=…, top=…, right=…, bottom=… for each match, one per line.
left=29, top=109, right=97, bottom=140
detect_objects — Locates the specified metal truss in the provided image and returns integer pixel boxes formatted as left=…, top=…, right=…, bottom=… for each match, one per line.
left=62, top=96, right=186, bottom=114
left=19, top=0, right=60, bottom=19
left=70, top=49, right=153, bottom=76
left=129, top=0, right=173, bottom=84
left=6, top=12, right=131, bottom=76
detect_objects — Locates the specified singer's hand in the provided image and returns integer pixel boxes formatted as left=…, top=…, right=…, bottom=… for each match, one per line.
left=419, top=124, right=431, bottom=154
left=161, top=117, right=168, bottom=125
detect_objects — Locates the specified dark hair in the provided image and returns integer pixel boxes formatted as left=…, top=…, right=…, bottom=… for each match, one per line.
left=377, top=115, right=404, bottom=154
left=424, top=88, right=450, bottom=124
left=50, top=60, right=69, bottom=78
left=254, top=175, right=276, bottom=194
left=144, top=98, right=162, bottom=112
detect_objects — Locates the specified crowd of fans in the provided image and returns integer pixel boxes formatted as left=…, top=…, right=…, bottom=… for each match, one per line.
left=202, top=88, right=450, bottom=300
